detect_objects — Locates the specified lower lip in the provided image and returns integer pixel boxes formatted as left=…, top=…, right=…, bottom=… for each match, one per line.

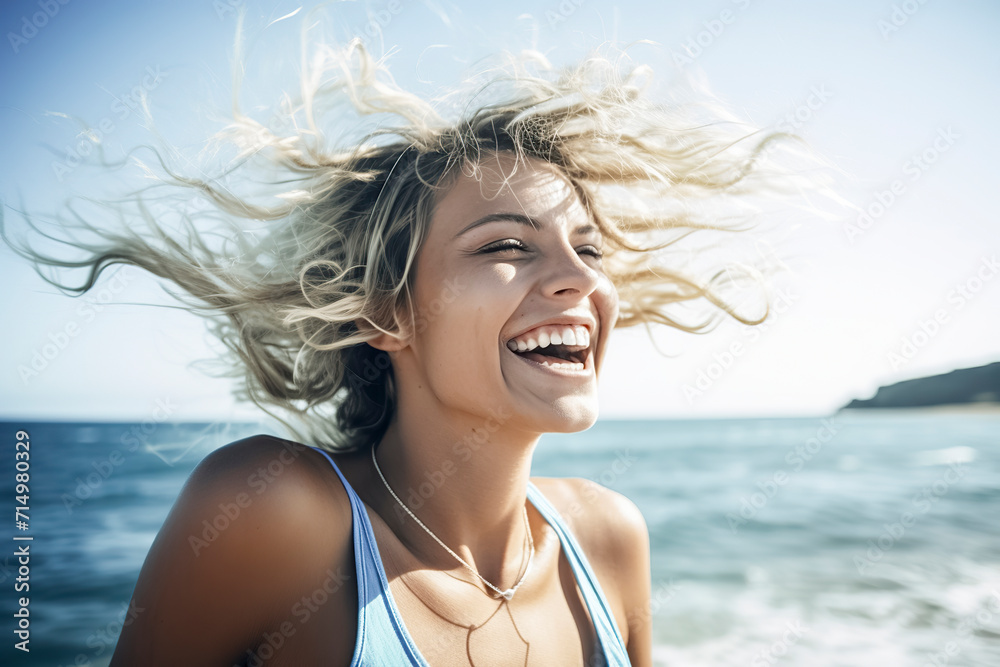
left=504, top=345, right=595, bottom=378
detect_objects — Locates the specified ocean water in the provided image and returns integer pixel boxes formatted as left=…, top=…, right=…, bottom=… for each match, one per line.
left=1, top=412, right=998, bottom=666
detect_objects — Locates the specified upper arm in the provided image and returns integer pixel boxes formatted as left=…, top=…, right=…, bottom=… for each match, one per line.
left=608, top=487, right=653, bottom=667
left=564, top=478, right=653, bottom=667
left=109, top=436, right=353, bottom=667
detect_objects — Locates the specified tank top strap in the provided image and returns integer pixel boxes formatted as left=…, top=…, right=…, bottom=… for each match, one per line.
left=526, top=480, right=632, bottom=666
left=307, top=446, right=430, bottom=666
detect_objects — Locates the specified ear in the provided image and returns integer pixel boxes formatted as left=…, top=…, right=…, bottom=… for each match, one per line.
left=356, top=318, right=410, bottom=353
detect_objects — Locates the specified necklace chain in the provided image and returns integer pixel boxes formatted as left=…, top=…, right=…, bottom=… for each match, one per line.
left=370, top=444, right=535, bottom=601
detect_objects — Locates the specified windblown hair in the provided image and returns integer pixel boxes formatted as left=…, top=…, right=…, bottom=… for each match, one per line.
left=3, top=13, right=842, bottom=452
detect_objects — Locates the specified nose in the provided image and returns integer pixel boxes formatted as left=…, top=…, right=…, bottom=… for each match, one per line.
left=538, top=239, right=602, bottom=299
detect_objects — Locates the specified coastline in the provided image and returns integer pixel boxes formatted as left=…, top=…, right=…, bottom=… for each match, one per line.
left=836, top=402, right=1000, bottom=416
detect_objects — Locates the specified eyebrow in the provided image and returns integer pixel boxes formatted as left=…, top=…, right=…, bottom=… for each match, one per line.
left=454, top=212, right=597, bottom=239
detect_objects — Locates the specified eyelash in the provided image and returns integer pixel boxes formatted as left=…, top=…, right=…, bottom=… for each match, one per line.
left=481, top=239, right=604, bottom=259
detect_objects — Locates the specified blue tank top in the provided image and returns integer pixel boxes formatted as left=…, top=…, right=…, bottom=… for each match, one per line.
left=308, top=446, right=631, bottom=666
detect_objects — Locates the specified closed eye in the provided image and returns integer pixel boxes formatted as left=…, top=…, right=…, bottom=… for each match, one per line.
left=481, top=239, right=528, bottom=254
left=480, top=239, right=603, bottom=259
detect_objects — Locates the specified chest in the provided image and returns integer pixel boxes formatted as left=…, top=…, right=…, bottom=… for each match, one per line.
left=249, top=518, right=613, bottom=666
left=384, top=540, right=603, bottom=666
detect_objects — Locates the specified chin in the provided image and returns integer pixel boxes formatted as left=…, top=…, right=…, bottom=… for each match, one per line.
left=537, top=395, right=601, bottom=434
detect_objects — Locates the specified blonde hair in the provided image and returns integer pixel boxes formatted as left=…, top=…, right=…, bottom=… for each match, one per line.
left=2, top=12, right=842, bottom=452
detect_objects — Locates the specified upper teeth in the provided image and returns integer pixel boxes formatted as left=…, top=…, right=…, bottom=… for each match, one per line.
left=506, top=325, right=591, bottom=353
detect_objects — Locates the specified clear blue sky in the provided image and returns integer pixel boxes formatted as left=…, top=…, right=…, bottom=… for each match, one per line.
left=2, top=0, right=999, bottom=421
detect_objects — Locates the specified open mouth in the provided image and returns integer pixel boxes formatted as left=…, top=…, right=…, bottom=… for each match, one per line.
left=503, top=326, right=594, bottom=373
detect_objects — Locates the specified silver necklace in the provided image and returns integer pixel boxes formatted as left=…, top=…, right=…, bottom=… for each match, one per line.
left=370, top=444, right=535, bottom=601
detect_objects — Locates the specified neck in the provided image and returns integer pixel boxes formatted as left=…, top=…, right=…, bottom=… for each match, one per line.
left=370, top=390, right=539, bottom=592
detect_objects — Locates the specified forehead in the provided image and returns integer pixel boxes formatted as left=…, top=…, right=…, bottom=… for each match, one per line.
left=429, top=152, right=588, bottom=237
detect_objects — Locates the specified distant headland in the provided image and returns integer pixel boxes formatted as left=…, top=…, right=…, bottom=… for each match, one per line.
left=840, top=361, right=1000, bottom=411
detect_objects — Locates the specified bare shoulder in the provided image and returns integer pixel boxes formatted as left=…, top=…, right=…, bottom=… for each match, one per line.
left=174, top=434, right=356, bottom=545
left=177, top=434, right=358, bottom=587
left=530, top=476, right=652, bottom=665
left=529, top=476, right=648, bottom=565
left=110, top=434, right=356, bottom=666
left=195, top=434, right=352, bottom=507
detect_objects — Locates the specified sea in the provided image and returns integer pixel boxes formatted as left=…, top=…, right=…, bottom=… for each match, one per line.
left=0, top=411, right=998, bottom=667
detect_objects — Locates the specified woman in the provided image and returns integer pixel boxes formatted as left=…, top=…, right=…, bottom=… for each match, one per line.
left=5, top=15, right=830, bottom=666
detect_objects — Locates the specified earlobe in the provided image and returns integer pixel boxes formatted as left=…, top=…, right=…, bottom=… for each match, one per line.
left=367, top=331, right=408, bottom=352
left=356, top=319, right=410, bottom=352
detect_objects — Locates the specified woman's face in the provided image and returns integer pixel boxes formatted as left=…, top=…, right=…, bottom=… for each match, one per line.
left=401, top=151, right=619, bottom=434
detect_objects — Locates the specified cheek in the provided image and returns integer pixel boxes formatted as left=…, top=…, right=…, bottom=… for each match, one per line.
left=596, top=275, right=620, bottom=322
left=414, top=291, right=484, bottom=358
left=594, top=277, right=620, bottom=364
left=410, top=257, right=522, bottom=362
left=416, top=275, right=513, bottom=372
left=416, top=303, right=505, bottom=408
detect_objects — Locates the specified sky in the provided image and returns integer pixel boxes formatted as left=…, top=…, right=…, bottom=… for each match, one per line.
left=1, top=0, right=998, bottom=422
